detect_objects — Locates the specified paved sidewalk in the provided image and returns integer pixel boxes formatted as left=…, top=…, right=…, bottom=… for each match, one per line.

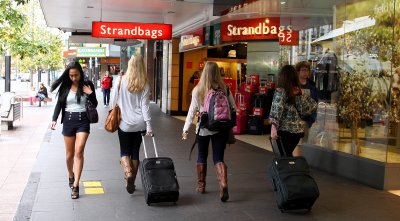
left=5, top=90, right=400, bottom=221
left=0, top=102, right=54, bottom=221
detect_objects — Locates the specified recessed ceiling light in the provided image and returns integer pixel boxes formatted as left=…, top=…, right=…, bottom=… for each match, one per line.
left=87, top=6, right=94, bottom=9
left=281, top=1, right=286, bottom=5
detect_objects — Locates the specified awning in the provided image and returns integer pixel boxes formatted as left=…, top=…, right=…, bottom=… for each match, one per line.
left=312, top=16, right=375, bottom=43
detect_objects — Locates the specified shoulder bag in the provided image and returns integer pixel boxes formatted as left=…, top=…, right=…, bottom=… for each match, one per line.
left=86, top=99, right=99, bottom=123
left=104, top=77, right=123, bottom=132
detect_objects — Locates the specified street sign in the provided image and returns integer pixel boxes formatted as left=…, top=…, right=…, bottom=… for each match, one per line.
left=76, top=47, right=106, bottom=57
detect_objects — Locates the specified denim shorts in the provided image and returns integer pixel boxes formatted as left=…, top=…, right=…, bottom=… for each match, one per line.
left=62, top=111, right=90, bottom=136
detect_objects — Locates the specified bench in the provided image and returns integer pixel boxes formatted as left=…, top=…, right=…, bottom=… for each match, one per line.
left=1, top=101, right=21, bottom=131
left=21, top=97, right=53, bottom=106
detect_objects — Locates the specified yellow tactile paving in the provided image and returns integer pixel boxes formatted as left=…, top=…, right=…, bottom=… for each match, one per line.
left=82, top=181, right=104, bottom=194
left=83, top=181, right=102, bottom=187
left=84, top=187, right=105, bottom=195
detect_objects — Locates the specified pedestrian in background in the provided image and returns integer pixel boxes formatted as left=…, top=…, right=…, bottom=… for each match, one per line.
left=182, top=61, right=236, bottom=202
left=36, top=82, right=48, bottom=107
left=109, top=55, right=153, bottom=194
left=50, top=61, right=98, bottom=199
left=293, top=61, right=318, bottom=156
left=101, top=71, right=112, bottom=107
left=269, top=65, right=317, bottom=157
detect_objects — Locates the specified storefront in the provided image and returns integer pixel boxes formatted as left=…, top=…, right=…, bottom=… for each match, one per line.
left=167, top=0, right=400, bottom=189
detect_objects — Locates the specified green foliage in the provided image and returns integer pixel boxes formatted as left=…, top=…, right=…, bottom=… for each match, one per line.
left=0, top=0, right=27, bottom=53
left=0, top=0, right=63, bottom=73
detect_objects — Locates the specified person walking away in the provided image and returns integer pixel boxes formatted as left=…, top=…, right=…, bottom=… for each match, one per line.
left=182, top=61, right=236, bottom=202
left=109, top=55, right=153, bottom=194
left=101, top=71, right=112, bottom=107
left=293, top=61, right=318, bottom=156
left=269, top=65, right=317, bottom=157
left=50, top=61, right=98, bottom=199
left=36, top=82, right=48, bottom=107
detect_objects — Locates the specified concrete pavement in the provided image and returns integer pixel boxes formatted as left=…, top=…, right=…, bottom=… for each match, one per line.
left=0, top=101, right=53, bottom=221
left=3, top=90, right=400, bottom=221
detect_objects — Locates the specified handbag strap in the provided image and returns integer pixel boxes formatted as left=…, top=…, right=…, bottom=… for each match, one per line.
left=115, top=76, right=123, bottom=104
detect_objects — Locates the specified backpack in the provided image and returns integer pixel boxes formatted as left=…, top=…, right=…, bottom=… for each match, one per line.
left=201, top=87, right=233, bottom=131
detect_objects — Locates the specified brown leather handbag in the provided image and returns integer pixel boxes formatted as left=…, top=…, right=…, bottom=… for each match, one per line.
left=105, top=77, right=122, bottom=133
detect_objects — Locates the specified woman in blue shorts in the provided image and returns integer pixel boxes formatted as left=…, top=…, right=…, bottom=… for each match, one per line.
left=50, top=61, right=98, bottom=199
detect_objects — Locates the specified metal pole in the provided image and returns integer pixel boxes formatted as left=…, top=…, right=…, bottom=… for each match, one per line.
left=5, top=49, right=11, bottom=92
left=89, top=57, right=93, bottom=82
left=94, top=57, right=98, bottom=89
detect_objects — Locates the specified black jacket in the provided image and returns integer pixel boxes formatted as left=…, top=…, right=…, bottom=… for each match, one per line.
left=52, top=81, right=98, bottom=123
left=38, top=87, right=48, bottom=98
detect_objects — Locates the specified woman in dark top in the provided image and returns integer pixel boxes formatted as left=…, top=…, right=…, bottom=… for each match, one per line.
left=36, top=83, right=48, bottom=107
left=269, top=65, right=317, bottom=157
left=50, top=61, right=98, bottom=199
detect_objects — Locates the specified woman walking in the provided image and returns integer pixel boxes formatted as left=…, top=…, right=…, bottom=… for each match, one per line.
left=269, top=65, right=317, bottom=157
left=182, top=61, right=236, bottom=202
left=109, top=54, right=153, bottom=194
left=50, top=61, right=98, bottom=199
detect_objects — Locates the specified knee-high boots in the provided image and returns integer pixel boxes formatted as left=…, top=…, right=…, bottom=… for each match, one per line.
left=120, top=156, right=139, bottom=194
left=196, top=163, right=207, bottom=193
left=215, top=162, right=229, bottom=202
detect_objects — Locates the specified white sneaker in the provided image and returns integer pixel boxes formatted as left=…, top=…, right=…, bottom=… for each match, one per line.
left=104, top=105, right=107, bottom=107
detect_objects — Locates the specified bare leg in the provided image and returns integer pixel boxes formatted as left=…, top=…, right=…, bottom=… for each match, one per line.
left=73, top=132, right=89, bottom=187
left=64, top=136, right=76, bottom=178
left=292, top=145, right=302, bottom=157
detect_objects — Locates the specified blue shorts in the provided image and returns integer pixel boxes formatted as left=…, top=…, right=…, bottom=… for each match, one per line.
left=62, top=112, right=90, bottom=136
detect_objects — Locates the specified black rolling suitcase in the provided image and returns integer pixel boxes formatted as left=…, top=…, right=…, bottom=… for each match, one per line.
left=140, top=135, right=179, bottom=205
left=248, top=115, right=263, bottom=135
left=269, top=138, right=319, bottom=212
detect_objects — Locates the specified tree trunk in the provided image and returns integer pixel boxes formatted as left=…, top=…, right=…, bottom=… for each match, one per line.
left=350, top=120, right=360, bottom=155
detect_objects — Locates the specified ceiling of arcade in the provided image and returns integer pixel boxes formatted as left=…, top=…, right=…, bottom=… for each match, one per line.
left=40, top=0, right=350, bottom=38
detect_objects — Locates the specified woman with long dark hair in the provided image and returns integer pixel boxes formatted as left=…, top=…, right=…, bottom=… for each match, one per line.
left=50, top=61, right=98, bottom=199
left=269, top=65, right=317, bottom=157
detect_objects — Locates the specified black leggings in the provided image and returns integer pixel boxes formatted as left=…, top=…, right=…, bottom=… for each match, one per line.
left=196, top=130, right=229, bottom=164
left=117, top=129, right=142, bottom=160
left=277, top=130, right=304, bottom=157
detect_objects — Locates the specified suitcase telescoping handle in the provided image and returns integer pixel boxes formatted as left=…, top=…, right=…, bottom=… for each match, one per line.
left=141, top=133, right=158, bottom=158
left=269, top=137, right=287, bottom=157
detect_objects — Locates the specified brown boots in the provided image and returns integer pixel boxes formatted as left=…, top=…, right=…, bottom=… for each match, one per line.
left=195, top=162, right=229, bottom=202
left=196, top=163, right=207, bottom=193
left=120, top=156, right=139, bottom=194
left=215, top=162, right=229, bottom=202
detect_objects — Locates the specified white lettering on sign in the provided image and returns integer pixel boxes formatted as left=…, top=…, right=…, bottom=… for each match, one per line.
left=226, top=21, right=292, bottom=37
left=278, top=25, right=293, bottom=43
left=181, top=35, right=200, bottom=47
left=99, top=25, right=163, bottom=39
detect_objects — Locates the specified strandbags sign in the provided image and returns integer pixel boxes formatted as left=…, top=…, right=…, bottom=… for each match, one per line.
left=221, top=17, right=298, bottom=45
left=77, top=47, right=106, bottom=57
left=92, top=22, right=172, bottom=40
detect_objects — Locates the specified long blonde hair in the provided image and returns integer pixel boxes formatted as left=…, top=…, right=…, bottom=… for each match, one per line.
left=196, top=62, right=226, bottom=105
left=125, top=54, right=147, bottom=92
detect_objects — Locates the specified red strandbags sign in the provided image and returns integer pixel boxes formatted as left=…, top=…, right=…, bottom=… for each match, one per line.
left=220, top=17, right=298, bottom=45
left=92, top=22, right=172, bottom=40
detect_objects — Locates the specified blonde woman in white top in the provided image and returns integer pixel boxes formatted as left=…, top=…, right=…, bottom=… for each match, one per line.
left=109, top=54, right=153, bottom=194
left=182, top=61, right=236, bottom=202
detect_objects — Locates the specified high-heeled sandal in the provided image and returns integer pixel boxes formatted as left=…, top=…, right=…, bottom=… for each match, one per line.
left=68, top=173, right=75, bottom=189
left=71, top=186, right=79, bottom=199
